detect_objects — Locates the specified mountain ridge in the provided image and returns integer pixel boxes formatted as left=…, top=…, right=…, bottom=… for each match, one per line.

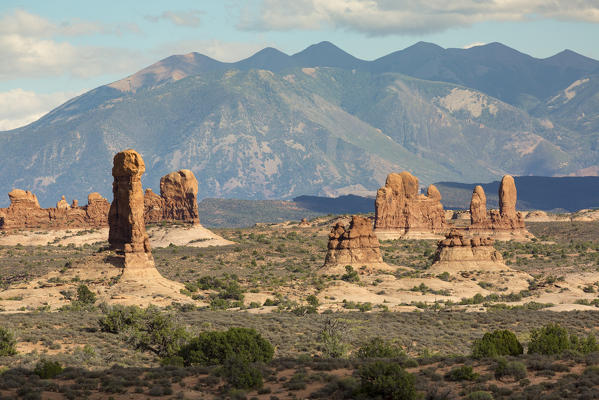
left=1, top=41, right=598, bottom=207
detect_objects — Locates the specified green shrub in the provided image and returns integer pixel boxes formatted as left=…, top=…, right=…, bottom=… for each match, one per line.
left=99, top=305, right=189, bottom=357
left=472, top=329, right=523, bottom=358
left=319, top=319, right=347, bottom=359
left=569, top=332, right=599, bottom=354
left=494, top=358, right=527, bottom=381
left=179, top=327, right=274, bottom=366
left=528, top=323, right=570, bottom=355
left=444, top=365, right=479, bottom=382
left=527, top=323, right=598, bottom=355
left=358, top=361, right=416, bottom=400
left=98, top=305, right=143, bottom=333
left=341, top=266, right=359, bottom=283
left=0, top=327, right=17, bottom=356
left=220, top=356, right=263, bottom=389
left=76, top=284, right=96, bottom=304
left=34, top=359, right=63, bottom=379
left=356, top=337, right=405, bottom=359
left=306, top=295, right=319, bottom=307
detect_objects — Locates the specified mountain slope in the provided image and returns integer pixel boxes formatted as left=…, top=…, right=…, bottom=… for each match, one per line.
left=105, top=41, right=599, bottom=108
left=0, top=65, right=591, bottom=207
left=370, top=42, right=599, bottom=107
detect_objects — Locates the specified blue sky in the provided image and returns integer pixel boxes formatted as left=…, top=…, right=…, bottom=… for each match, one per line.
left=1, top=0, right=598, bottom=130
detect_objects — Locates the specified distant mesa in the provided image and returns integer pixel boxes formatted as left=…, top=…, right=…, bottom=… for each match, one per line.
left=324, top=215, right=383, bottom=268
left=374, top=171, right=447, bottom=240
left=468, top=175, right=533, bottom=241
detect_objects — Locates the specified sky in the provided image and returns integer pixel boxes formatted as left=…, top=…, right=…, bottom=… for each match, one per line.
left=1, top=0, right=598, bottom=130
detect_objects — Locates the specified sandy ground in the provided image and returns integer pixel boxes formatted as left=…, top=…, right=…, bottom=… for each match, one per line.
left=0, top=224, right=233, bottom=248
left=0, top=252, right=201, bottom=312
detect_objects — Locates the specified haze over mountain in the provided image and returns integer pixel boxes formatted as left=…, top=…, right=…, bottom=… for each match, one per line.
left=1, top=41, right=598, bottom=207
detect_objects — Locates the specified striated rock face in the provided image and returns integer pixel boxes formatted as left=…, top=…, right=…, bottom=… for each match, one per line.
left=144, top=170, right=199, bottom=224
left=159, top=170, right=199, bottom=224
left=108, top=149, right=151, bottom=255
left=430, top=229, right=506, bottom=272
left=144, top=189, right=165, bottom=223
left=469, top=175, right=531, bottom=240
left=324, top=215, right=382, bottom=266
left=374, top=171, right=447, bottom=239
left=470, top=186, right=487, bottom=225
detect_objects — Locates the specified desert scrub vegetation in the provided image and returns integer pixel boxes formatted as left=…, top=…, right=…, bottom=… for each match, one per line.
left=527, top=322, right=599, bottom=355
left=178, top=327, right=274, bottom=366
left=0, top=326, right=17, bottom=356
left=472, top=329, right=524, bottom=358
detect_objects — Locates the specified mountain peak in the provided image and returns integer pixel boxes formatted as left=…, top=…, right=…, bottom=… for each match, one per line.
left=292, top=41, right=364, bottom=68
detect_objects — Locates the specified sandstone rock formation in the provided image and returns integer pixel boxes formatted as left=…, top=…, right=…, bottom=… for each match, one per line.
left=143, top=189, right=165, bottom=223
left=470, top=186, right=487, bottom=225
left=324, top=215, right=382, bottom=266
left=144, top=170, right=199, bottom=224
left=374, top=172, right=447, bottom=239
left=160, top=170, right=199, bottom=224
left=429, top=229, right=508, bottom=273
left=0, top=168, right=198, bottom=231
left=56, top=196, right=70, bottom=210
left=469, top=175, right=532, bottom=240
left=108, top=149, right=151, bottom=256
left=0, top=190, right=110, bottom=230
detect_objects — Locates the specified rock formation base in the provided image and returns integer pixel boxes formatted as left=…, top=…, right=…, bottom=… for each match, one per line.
left=428, top=229, right=513, bottom=273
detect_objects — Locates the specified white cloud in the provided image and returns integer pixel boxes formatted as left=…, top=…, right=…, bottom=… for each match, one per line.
left=236, top=0, right=599, bottom=35
left=145, top=10, right=203, bottom=27
left=0, top=88, right=83, bottom=130
left=463, top=42, right=486, bottom=49
left=0, top=9, right=144, bottom=80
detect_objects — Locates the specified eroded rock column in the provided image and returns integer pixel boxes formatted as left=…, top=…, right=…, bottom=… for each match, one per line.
left=108, top=149, right=152, bottom=256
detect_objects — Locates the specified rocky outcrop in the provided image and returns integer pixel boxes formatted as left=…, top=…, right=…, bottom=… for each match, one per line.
left=374, top=172, right=447, bottom=239
left=144, top=170, right=199, bottom=224
left=324, top=215, right=382, bottom=266
left=0, top=190, right=110, bottom=230
left=469, top=175, right=532, bottom=240
left=429, top=229, right=508, bottom=272
left=108, top=149, right=151, bottom=256
left=0, top=169, right=198, bottom=230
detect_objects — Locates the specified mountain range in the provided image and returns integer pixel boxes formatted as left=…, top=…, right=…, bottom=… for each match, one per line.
left=1, top=41, right=598, bottom=207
